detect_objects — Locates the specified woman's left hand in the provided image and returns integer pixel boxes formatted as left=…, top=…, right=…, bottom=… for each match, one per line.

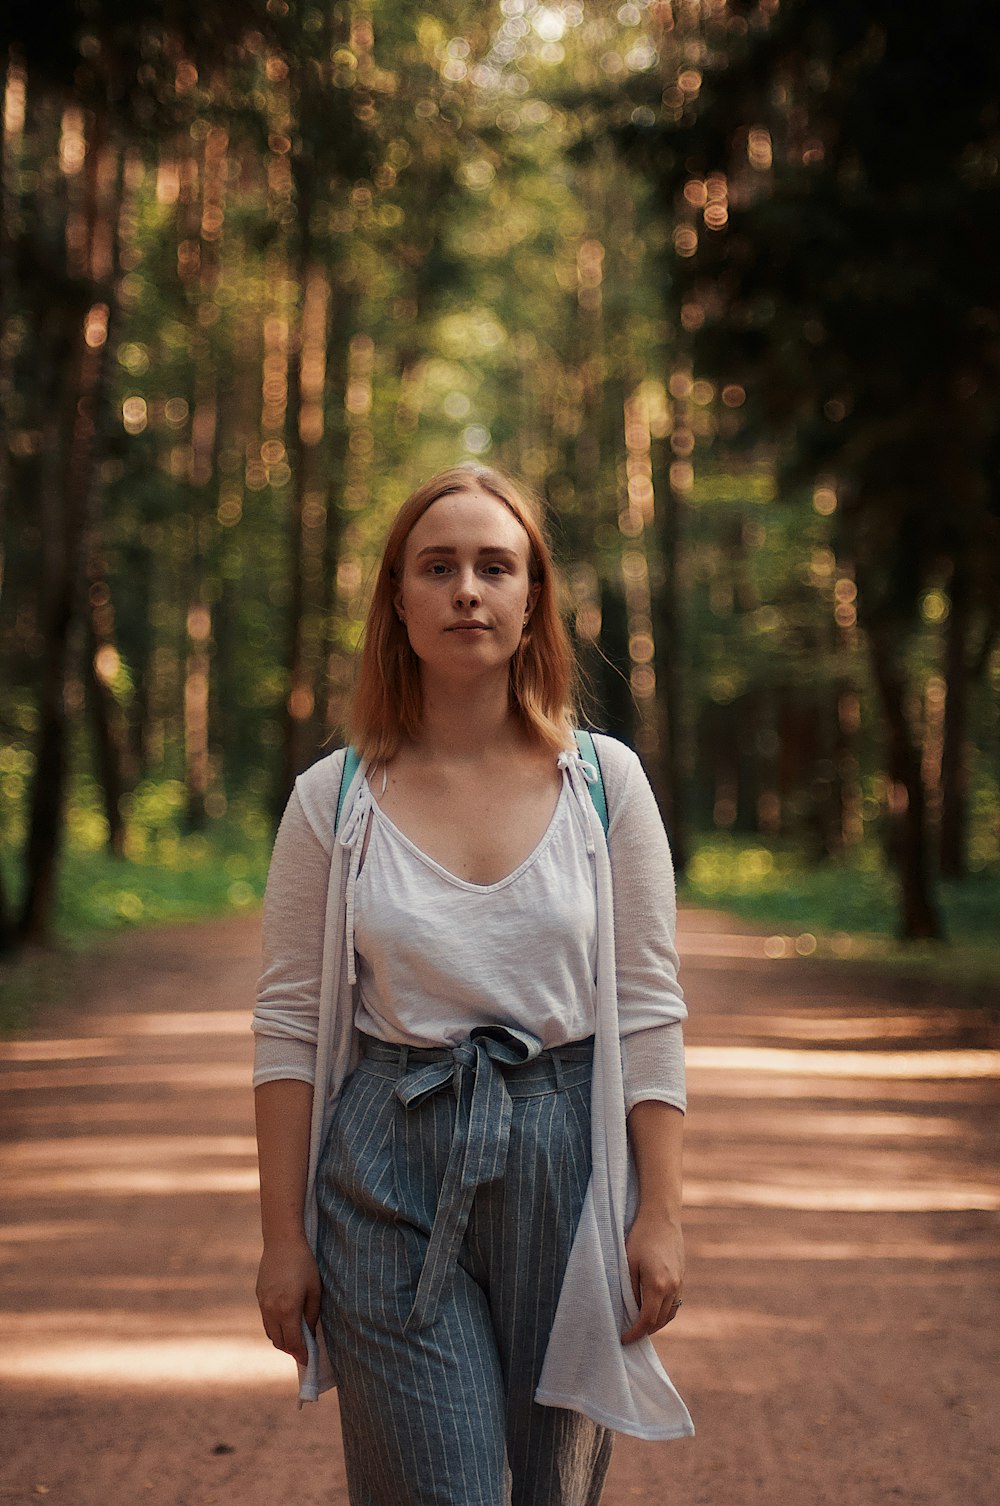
left=621, top=1210, right=685, bottom=1344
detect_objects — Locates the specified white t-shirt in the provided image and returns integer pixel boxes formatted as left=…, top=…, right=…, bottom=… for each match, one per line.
left=353, top=771, right=598, bottom=1048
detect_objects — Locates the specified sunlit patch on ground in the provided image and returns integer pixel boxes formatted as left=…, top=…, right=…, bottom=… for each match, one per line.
left=685, top=1045, right=1000, bottom=1078
left=2, top=1134, right=260, bottom=1197
left=683, top=1178, right=1000, bottom=1212
left=0, top=1336, right=292, bottom=1387
left=690, top=1237, right=1000, bottom=1261
left=0, top=1013, right=252, bottom=1062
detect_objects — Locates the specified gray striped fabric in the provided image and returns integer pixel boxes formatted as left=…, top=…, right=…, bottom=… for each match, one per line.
left=316, top=1032, right=613, bottom=1506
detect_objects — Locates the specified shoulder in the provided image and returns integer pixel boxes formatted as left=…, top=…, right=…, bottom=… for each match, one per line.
left=587, top=733, right=665, bottom=839
left=588, top=732, right=643, bottom=798
left=293, top=746, right=351, bottom=847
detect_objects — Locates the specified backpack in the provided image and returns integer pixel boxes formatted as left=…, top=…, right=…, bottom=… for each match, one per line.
left=334, top=729, right=608, bottom=836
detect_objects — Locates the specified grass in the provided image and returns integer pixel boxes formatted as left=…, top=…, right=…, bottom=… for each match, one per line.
left=52, top=830, right=271, bottom=941
left=678, top=833, right=1000, bottom=1000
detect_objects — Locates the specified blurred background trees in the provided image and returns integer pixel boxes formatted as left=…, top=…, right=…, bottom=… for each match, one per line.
left=1, top=0, right=998, bottom=958
left=603, top=0, right=1000, bottom=937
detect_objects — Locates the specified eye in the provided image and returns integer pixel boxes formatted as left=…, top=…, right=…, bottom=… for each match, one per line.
left=483, top=562, right=508, bottom=577
left=425, top=561, right=452, bottom=576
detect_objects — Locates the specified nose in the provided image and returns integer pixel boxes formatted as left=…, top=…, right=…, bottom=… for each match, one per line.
left=453, top=568, right=481, bottom=608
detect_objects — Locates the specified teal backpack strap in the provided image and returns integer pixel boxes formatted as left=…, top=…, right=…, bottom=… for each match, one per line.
left=335, top=745, right=362, bottom=832
left=574, top=729, right=609, bottom=837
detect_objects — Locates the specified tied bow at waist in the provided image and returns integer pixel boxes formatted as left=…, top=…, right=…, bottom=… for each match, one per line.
left=389, top=1025, right=542, bottom=1331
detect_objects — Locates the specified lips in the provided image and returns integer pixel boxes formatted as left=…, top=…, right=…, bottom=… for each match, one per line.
left=446, top=622, right=490, bottom=631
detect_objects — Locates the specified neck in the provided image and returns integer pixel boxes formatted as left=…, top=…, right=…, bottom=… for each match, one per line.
left=413, top=670, right=522, bottom=760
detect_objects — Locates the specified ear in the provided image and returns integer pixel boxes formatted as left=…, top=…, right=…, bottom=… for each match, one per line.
left=523, top=581, right=541, bottom=622
left=393, top=583, right=406, bottom=621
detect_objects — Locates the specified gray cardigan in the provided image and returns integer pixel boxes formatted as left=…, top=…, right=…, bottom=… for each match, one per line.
left=253, top=735, right=694, bottom=1440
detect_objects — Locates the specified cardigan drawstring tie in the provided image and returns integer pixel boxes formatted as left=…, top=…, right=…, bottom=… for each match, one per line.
left=338, top=780, right=373, bottom=987
left=557, top=747, right=599, bottom=857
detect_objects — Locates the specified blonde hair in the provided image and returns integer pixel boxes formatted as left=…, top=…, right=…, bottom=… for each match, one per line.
left=348, top=464, right=577, bottom=760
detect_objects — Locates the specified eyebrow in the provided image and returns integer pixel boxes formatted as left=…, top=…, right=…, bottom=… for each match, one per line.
left=414, top=544, right=520, bottom=560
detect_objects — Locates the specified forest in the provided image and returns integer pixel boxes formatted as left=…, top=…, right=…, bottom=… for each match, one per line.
left=1, top=0, right=998, bottom=974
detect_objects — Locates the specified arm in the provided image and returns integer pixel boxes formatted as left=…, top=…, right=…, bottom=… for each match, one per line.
left=621, top=1100, right=684, bottom=1343
left=252, top=780, right=336, bottom=1364
left=598, top=739, right=688, bottom=1342
left=255, top=1079, right=321, bottom=1365
left=601, top=740, right=687, bottom=1115
left=253, top=786, right=333, bottom=1083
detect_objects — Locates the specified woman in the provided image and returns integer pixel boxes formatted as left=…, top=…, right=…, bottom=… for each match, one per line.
left=253, top=464, right=693, bottom=1506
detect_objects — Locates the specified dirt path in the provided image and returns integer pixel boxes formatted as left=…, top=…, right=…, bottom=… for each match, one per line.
left=1, top=909, right=998, bottom=1506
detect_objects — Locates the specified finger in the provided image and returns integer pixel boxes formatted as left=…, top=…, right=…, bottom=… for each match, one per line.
left=263, top=1304, right=307, bottom=1364
left=304, top=1282, right=321, bottom=1334
left=628, top=1307, right=656, bottom=1343
left=620, top=1258, right=643, bottom=1342
left=651, top=1294, right=682, bottom=1333
left=624, top=1273, right=685, bottom=1343
left=621, top=1316, right=645, bottom=1345
left=626, top=1250, right=642, bottom=1310
left=279, top=1318, right=308, bottom=1365
left=621, top=1288, right=659, bottom=1345
left=265, top=1326, right=303, bottom=1364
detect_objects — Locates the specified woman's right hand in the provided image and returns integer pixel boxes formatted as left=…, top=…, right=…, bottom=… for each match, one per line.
left=256, top=1234, right=322, bottom=1367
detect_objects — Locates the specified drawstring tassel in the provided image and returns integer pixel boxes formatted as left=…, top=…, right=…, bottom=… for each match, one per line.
left=338, top=782, right=372, bottom=987
left=557, top=747, right=598, bottom=856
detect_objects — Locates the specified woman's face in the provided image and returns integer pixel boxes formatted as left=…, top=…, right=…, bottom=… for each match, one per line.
left=394, top=488, right=540, bottom=682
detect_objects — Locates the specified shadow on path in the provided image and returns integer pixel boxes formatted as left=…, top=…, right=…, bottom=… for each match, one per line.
left=1, top=910, right=998, bottom=1506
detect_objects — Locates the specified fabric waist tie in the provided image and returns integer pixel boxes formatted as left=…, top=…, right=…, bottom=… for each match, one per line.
left=389, top=1025, right=545, bottom=1331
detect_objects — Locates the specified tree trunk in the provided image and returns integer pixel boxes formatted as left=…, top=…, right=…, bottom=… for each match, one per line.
left=19, top=112, right=118, bottom=944
left=864, top=617, right=943, bottom=940
left=939, top=558, right=971, bottom=879
left=0, top=842, right=12, bottom=955
left=130, top=547, right=157, bottom=779
left=279, top=199, right=312, bottom=811
left=84, top=611, right=131, bottom=857
left=0, top=56, right=26, bottom=607
left=15, top=271, right=75, bottom=947
left=711, top=702, right=739, bottom=831
left=182, top=389, right=218, bottom=835
left=183, top=594, right=212, bottom=831
left=598, top=578, right=633, bottom=743
left=650, top=441, right=688, bottom=873
left=830, top=680, right=862, bottom=854
left=82, top=142, right=130, bottom=856
left=0, top=59, right=23, bottom=948
left=735, top=689, right=762, bottom=836
left=319, top=276, right=355, bottom=745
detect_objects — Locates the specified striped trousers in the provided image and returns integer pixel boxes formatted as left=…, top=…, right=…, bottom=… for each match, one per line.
left=316, top=1029, right=613, bottom=1506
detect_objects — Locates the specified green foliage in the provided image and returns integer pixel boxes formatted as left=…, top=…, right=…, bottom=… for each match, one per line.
left=681, top=832, right=1000, bottom=991
left=2, top=773, right=270, bottom=934
left=612, top=0, right=1000, bottom=630
left=54, top=828, right=269, bottom=939
left=683, top=833, right=899, bottom=935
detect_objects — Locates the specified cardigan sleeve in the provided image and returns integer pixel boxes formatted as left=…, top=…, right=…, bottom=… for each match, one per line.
left=251, top=784, right=334, bottom=1088
left=601, top=739, right=688, bottom=1116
